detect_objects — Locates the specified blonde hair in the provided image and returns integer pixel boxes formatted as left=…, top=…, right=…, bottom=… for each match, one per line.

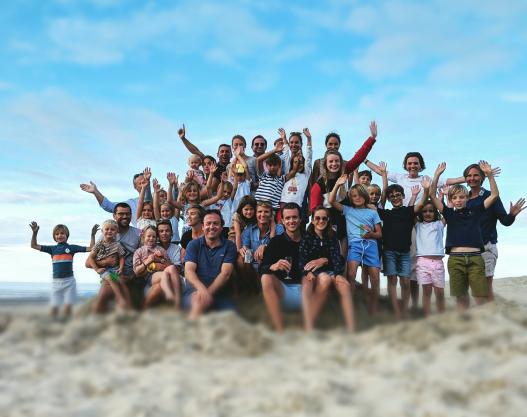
left=448, top=184, right=469, bottom=201
left=367, top=184, right=381, bottom=193
left=188, top=154, right=202, bottom=165
left=102, top=219, right=118, bottom=230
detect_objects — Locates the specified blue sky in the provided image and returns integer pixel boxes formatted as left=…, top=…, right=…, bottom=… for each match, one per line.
left=1, top=0, right=526, bottom=282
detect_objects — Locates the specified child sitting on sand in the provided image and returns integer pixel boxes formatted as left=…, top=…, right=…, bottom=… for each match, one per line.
left=88, top=219, right=131, bottom=310
left=30, top=221, right=98, bottom=318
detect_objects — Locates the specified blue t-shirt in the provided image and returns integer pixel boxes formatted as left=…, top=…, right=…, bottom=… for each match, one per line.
left=40, top=243, right=88, bottom=278
left=184, top=236, right=237, bottom=286
left=443, top=204, right=486, bottom=254
left=342, top=206, right=381, bottom=242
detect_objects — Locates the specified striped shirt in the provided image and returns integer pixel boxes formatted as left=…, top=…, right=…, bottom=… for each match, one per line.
left=40, top=243, right=88, bottom=278
left=92, top=240, right=126, bottom=262
left=254, top=173, right=286, bottom=209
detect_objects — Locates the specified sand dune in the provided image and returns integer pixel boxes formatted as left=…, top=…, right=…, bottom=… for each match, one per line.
left=0, top=277, right=526, bottom=417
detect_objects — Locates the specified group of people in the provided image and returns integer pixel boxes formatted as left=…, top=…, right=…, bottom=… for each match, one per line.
left=30, top=122, right=525, bottom=332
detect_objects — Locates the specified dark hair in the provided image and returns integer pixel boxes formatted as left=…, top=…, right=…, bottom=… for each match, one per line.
left=386, top=184, right=405, bottom=197
left=358, top=170, right=372, bottom=181
left=217, top=144, right=231, bottom=152
left=236, top=195, right=257, bottom=224
left=463, top=163, right=485, bottom=181
left=113, top=202, right=132, bottom=214
left=265, top=153, right=281, bottom=166
left=204, top=209, right=225, bottom=227
left=289, top=132, right=303, bottom=146
left=251, top=135, right=267, bottom=148
left=133, top=173, right=143, bottom=181
left=187, top=204, right=206, bottom=222
left=325, top=132, right=341, bottom=146
left=416, top=199, right=441, bottom=222
left=203, top=155, right=216, bottom=164
left=291, top=153, right=306, bottom=173
left=307, top=206, right=335, bottom=239
left=403, top=152, right=426, bottom=171
left=280, top=202, right=301, bottom=218
left=232, top=135, right=246, bottom=147
left=321, top=150, right=344, bottom=190
left=156, top=219, right=173, bottom=231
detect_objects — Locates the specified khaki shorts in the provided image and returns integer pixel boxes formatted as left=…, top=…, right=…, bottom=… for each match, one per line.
left=481, top=242, right=498, bottom=277
left=447, top=254, right=488, bottom=297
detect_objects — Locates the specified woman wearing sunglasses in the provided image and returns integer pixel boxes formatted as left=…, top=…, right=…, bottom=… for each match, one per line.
left=299, top=206, right=354, bottom=331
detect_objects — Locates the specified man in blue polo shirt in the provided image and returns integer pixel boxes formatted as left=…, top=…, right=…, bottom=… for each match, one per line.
left=184, top=209, right=237, bottom=319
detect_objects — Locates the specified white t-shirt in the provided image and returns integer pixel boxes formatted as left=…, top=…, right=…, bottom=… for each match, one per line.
left=280, top=145, right=312, bottom=205
left=415, top=221, right=445, bottom=257
left=212, top=198, right=233, bottom=227
left=387, top=172, right=445, bottom=206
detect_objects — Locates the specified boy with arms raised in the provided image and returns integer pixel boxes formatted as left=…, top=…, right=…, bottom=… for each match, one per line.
left=430, top=161, right=498, bottom=310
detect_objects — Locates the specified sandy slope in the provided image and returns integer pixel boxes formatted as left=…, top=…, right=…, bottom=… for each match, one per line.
left=0, top=277, right=526, bottom=417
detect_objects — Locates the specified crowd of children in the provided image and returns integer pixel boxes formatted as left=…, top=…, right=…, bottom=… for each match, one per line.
left=30, top=123, right=525, bottom=330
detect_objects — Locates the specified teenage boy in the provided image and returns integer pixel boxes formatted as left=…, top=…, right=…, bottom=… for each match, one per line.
left=430, top=161, right=498, bottom=310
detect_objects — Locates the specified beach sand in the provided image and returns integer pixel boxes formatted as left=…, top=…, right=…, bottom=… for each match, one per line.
left=1, top=277, right=526, bottom=417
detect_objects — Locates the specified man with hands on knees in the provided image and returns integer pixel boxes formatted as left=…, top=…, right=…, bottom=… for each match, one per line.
left=183, top=209, right=237, bottom=320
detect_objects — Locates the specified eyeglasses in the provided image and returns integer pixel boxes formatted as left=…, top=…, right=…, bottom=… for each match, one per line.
left=253, top=143, right=265, bottom=147
left=421, top=209, right=435, bottom=213
left=314, top=216, right=328, bottom=222
left=388, top=193, right=403, bottom=199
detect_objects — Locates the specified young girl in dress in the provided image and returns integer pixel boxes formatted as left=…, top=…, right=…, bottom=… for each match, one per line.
left=415, top=200, right=446, bottom=315
left=299, top=206, right=354, bottom=331
left=329, top=175, right=382, bottom=314
left=132, top=225, right=181, bottom=309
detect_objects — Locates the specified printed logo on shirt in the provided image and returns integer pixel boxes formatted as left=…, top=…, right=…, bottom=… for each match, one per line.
left=65, top=248, right=70, bottom=253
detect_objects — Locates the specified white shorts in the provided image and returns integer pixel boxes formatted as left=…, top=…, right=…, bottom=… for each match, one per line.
left=481, top=242, right=498, bottom=277
left=51, top=277, right=77, bottom=307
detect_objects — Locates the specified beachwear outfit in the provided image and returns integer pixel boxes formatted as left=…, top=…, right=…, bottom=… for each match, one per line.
left=342, top=206, right=382, bottom=268
left=40, top=243, right=89, bottom=307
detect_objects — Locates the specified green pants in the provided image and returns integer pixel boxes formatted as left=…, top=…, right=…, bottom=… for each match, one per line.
left=448, top=254, right=488, bottom=297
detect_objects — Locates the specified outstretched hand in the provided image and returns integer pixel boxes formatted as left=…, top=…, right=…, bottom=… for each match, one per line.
left=167, top=172, right=178, bottom=187
left=91, top=224, right=100, bottom=236
left=378, top=161, right=387, bottom=174
left=178, top=124, right=186, bottom=139
left=478, top=160, right=493, bottom=176
left=278, top=128, right=286, bottom=140
left=510, top=198, right=526, bottom=217
left=421, top=175, right=431, bottom=189
left=29, top=221, right=39, bottom=233
left=435, top=162, right=446, bottom=177
left=143, top=167, right=152, bottom=182
left=411, top=185, right=420, bottom=196
left=370, top=121, right=377, bottom=139
left=303, top=127, right=311, bottom=140
left=335, top=174, right=348, bottom=186
left=80, top=181, right=98, bottom=194
left=153, top=178, right=161, bottom=192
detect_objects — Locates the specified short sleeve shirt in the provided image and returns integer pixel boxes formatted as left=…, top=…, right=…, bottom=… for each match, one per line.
left=40, top=243, right=88, bottom=278
left=378, top=206, right=415, bottom=252
left=342, top=206, right=381, bottom=242
left=184, top=237, right=237, bottom=286
left=387, top=172, right=445, bottom=206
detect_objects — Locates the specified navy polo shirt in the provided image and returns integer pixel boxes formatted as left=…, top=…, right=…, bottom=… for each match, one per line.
left=184, top=236, right=237, bottom=285
left=443, top=203, right=486, bottom=254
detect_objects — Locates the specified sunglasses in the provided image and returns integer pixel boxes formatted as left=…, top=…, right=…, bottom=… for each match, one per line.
left=314, top=216, right=328, bottom=221
left=253, top=143, right=265, bottom=147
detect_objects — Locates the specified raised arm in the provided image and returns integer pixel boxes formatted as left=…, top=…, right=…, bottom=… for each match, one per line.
left=256, top=141, right=283, bottom=175
left=178, top=124, right=205, bottom=159
left=328, top=174, right=348, bottom=212
left=479, top=161, right=499, bottom=209
left=29, top=221, right=41, bottom=251
left=378, top=161, right=388, bottom=207
left=79, top=181, right=105, bottom=206
left=414, top=176, right=430, bottom=212
left=202, top=181, right=224, bottom=207
left=430, top=163, right=446, bottom=212
left=87, top=224, right=99, bottom=251
left=167, top=172, right=184, bottom=210
left=408, top=185, right=420, bottom=207
left=153, top=178, right=161, bottom=220
left=344, top=121, right=378, bottom=174
left=136, top=180, right=148, bottom=221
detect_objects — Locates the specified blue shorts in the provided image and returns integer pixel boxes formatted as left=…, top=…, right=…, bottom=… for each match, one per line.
left=181, top=281, right=235, bottom=311
left=383, top=250, right=411, bottom=277
left=280, top=282, right=302, bottom=311
left=347, top=239, right=381, bottom=268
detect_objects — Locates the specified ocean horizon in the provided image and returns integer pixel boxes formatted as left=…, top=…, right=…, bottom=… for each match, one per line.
left=0, top=281, right=99, bottom=301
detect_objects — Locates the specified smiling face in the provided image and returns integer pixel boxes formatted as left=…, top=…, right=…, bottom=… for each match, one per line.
left=282, top=208, right=300, bottom=233
left=102, top=224, right=118, bottom=242
left=157, top=224, right=172, bottom=244
left=289, top=135, right=302, bottom=154
left=187, top=208, right=202, bottom=227
left=387, top=190, right=404, bottom=208
left=421, top=202, right=436, bottom=223
left=203, top=157, right=214, bottom=175
left=251, top=137, right=266, bottom=156
left=241, top=204, right=255, bottom=221
left=185, top=184, right=199, bottom=203
left=326, top=154, right=341, bottom=173
left=142, top=228, right=157, bottom=247
left=142, top=202, right=154, bottom=219
left=217, top=145, right=231, bottom=165
left=160, top=203, right=173, bottom=219
left=292, top=154, right=304, bottom=173
left=312, top=208, right=329, bottom=234
left=133, top=174, right=145, bottom=193
left=256, top=205, right=272, bottom=226
left=326, top=137, right=340, bottom=151
left=203, top=213, right=222, bottom=240
left=53, top=228, right=68, bottom=243
left=350, top=189, right=366, bottom=208
left=113, top=206, right=132, bottom=228
left=405, top=156, right=422, bottom=178
left=359, top=175, right=371, bottom=186
left=450, top=190, right=468, bottom=209
left=465, top=167, right=483, bottom=189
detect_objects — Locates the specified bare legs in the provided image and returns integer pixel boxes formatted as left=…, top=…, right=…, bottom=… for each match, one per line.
left=261, top=274, right=285, bottom=332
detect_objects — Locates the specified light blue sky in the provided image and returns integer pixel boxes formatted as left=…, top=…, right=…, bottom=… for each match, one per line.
left=1, top=0, right=526, bottom=282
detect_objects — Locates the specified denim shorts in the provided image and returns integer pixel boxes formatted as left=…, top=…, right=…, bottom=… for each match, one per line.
left=280, top=282, right=302, bottom=311
left=383, top=250, right=411, bottom=277
left=347, top=239, right=381, bottom=268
